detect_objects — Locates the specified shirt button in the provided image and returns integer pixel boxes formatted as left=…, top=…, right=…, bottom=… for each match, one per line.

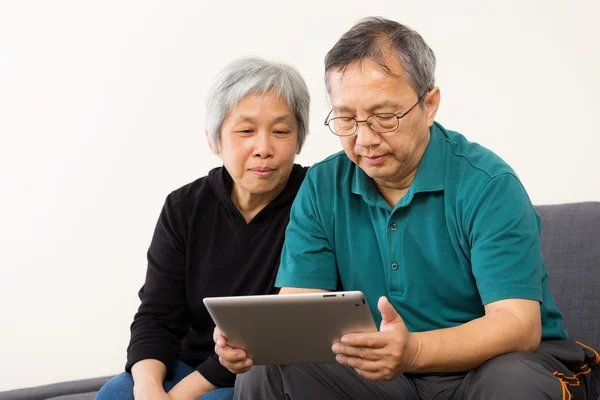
left=390, top=223, right=397, bottom=231
left=391, top=262, right=399, bottom=271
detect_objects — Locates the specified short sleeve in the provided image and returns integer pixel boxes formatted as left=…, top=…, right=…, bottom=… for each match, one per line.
left=468, top=173, right=544, bottom=305
left=275, top=172, right=339, bottom=289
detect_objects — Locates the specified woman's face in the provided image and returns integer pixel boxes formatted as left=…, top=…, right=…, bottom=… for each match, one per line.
left=211, top=90, right=300, bottom=201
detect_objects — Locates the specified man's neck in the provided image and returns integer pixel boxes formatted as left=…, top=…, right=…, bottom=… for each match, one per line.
left=374, top=170, right=416, bottom=208
left=373, top=133, right=430, bottom=208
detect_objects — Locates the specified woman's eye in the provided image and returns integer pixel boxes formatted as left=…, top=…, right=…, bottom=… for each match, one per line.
left=274, top=130, right=290, bottom=135
left=238, top=130, right=253, bottom=134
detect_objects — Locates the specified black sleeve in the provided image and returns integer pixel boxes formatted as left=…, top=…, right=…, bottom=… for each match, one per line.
left=125, top=194, right=190, bottom=379
left=196, top=355, right=236, bottom=388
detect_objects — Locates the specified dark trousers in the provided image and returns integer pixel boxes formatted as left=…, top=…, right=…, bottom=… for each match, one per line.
left=234, top=340, right=599, bottom=399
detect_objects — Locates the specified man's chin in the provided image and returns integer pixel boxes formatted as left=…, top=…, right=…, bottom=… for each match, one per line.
left=359, top=161, right=386, bottom=174
left=361, top=165, right=398, bottom=182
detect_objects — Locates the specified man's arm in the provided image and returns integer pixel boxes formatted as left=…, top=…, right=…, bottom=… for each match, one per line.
left=333, top=297, right=541, bottom=380
left=412, top=298, right=541, bottom=372
left=334, top=174, right=545, bottom=380
left=412, top=173, right=544, bottom=371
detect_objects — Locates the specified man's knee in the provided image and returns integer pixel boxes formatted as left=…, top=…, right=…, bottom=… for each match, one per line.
left=463, top=352, right=563, bottom=399
left=234, top=365, right=283, bottom=398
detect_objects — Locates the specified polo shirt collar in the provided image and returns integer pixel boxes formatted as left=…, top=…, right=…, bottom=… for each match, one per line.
left=411, top=121, right=446, bottom=194
left=351, top=122, right=446, bottom=208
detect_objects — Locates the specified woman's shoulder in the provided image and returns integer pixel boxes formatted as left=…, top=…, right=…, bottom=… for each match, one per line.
left=164, top=166, right=223, bottom=209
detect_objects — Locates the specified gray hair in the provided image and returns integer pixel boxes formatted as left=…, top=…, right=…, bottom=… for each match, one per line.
left=324, top=17, right=436, bottom=102
left=205, top=57, right=310, bottom=152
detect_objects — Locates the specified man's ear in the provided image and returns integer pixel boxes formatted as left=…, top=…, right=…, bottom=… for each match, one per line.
left=205, top=131, right=219, bottom=155
left=424, top=87, right=441, bottom=127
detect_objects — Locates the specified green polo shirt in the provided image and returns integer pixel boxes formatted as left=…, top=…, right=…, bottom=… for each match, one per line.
left=276, top=122, right=566, bottom=340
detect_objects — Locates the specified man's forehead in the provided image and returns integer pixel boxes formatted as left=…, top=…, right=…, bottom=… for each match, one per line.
left=330, top=62, right=390, bottom=81
left=329, top=52, right=405, bottom=78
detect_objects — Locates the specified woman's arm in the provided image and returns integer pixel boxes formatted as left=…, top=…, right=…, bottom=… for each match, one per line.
left=167, top=371, right=217, bottom=400
left=131, top=359, right=170, bottom=399
left=127, top=195, right=191, bottom=380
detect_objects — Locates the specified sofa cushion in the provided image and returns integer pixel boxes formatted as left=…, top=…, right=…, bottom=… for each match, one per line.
left=47, top=394, right=97, bottom=400
left=536, top=202, right=600, bottom=349
left=0, top=376, right=111, bottom=400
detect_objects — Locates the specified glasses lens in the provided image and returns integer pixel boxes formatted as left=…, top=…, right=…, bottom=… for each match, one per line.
left=329, top=117, right=356, bottom=136
left=367, top=114, right=398, bottom=132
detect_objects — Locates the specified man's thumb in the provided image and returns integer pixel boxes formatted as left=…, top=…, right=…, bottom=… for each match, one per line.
left=378, top=296, right=403, bottom=326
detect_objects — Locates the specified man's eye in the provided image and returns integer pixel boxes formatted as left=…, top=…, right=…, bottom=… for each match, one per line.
left=274, top=130, right=290, bottom=135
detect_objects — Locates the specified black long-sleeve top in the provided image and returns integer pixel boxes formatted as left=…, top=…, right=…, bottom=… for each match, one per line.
left=125, top=164, right=307, bottom=387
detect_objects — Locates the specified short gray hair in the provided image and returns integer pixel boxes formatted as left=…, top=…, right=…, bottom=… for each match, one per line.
left=325, top=17, right=436, bottom=102
left=205, top=57, right=310, bottom=152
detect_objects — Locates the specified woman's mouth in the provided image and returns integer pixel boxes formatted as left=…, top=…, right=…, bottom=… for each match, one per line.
left=250, top=167, right=276, bottom=177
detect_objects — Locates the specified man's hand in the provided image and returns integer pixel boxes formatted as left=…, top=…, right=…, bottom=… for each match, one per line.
left=331, top=296, right=420, bottom=381
left=214, top=327, right=253, bottom=374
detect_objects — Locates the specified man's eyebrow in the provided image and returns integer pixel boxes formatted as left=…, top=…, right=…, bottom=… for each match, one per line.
left=332, top=101, right=402, bottom=115
left=365, top=101, right=402, bottom=112
left=332, top=105, right=355, bottom=114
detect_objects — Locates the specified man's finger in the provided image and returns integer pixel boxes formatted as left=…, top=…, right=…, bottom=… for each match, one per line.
left=214, top=343, right=247, bottom=361
left=336, top=354, right=381, bottom=372
left=340, top=332, right=387, bottom=348
left=216, top=334, right=227, bottom=348
left=218, top=355, right=253, bottom=371
left=331, top=342, right=381, bottom=360
left=353, top=368, right=388, bottom=382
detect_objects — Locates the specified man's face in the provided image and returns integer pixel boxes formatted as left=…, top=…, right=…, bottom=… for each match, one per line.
left=327, top=54, right=439, bottom=187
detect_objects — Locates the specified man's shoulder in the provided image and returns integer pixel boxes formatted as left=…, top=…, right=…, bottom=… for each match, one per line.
left=437, top=124, right=532, bottom=221
left=441, top=125, right=519, bottom=186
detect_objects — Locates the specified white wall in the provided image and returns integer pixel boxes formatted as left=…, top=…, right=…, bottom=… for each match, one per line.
left=1, top=0, right=598, bottom=390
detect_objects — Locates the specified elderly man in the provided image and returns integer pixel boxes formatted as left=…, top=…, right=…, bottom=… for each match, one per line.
left=216, top=17, right=599, bottom=399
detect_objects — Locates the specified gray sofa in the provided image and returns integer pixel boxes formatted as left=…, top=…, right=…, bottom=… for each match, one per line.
left=1, top=202, right=598, bottom=400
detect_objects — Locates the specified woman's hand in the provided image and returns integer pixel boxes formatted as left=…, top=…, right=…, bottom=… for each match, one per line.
left=167, top=371, right=217, bottom=400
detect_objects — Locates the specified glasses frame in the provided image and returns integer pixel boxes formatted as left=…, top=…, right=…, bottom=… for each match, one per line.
left=324, top=93, right=427, bottom=137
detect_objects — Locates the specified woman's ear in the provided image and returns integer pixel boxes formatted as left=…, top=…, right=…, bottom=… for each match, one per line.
left=296, top=133, right=302, bottom=155
left=205, top=131, right=219, bottom=155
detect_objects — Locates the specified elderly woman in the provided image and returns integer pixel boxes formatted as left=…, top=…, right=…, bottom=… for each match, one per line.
left=97, top=57, right=310, bottom=400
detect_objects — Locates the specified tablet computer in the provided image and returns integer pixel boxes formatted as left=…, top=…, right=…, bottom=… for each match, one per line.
left=203, top=291, right=377, bottom=365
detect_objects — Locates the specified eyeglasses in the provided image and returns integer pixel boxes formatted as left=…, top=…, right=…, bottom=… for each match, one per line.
left=324, top=94, right=426, bottom=137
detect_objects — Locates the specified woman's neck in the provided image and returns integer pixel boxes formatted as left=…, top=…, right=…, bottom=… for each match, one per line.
left=230, top=181, right=287, bottom=223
